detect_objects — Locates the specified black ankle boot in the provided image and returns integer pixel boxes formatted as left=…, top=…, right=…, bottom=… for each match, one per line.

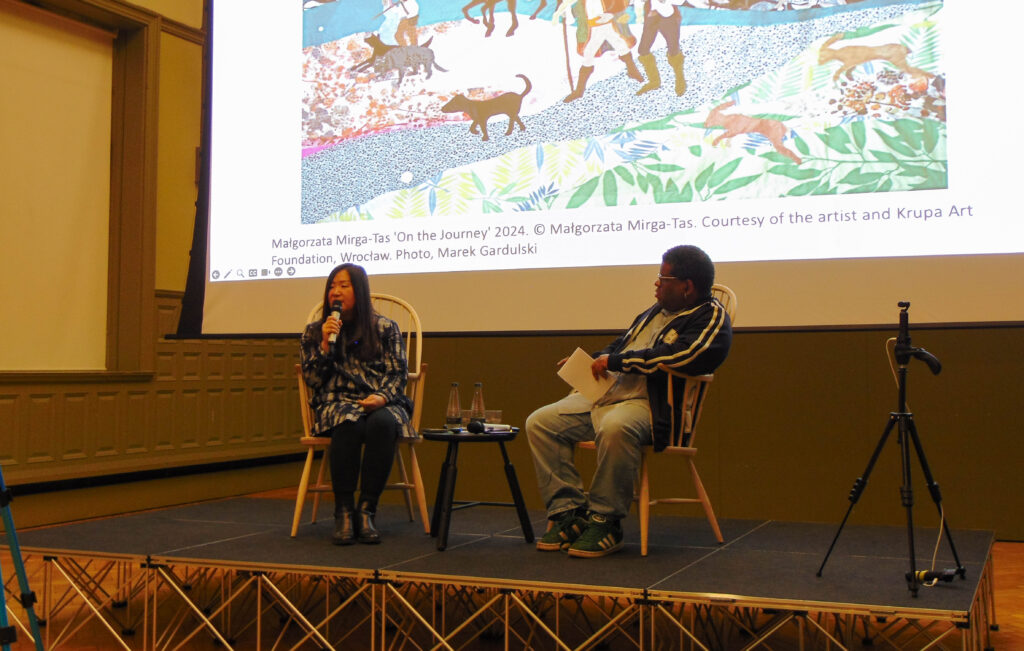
left=332, top=505, right=356, bottom=546
left=356, top=501, right=381, bottom=544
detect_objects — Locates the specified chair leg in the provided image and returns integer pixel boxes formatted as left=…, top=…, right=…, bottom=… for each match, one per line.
left=408, top=445, right=432, bottom=535
left=310, top=450, right=329, bottom=525
left=639, top=452, right=651, bottom=556
left=291, top=448, right=316, bottom=537
left=690, top=458, right=723, bottom=543
left=394, top=446, right=416, bottom=521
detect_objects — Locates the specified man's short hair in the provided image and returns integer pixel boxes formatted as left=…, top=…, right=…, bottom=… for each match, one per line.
left=663, top=245, right=715, bottom=297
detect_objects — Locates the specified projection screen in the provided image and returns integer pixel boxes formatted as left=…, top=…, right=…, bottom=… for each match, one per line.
left=200, top=0, right=1024, bottom=334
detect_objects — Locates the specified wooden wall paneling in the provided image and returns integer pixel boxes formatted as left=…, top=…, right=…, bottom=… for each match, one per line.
left=205, top=384, right=225, bottom=449
left=229, top=347, right=247, bottom=380
left=93, top=390, right=119, bottom=460
left=156, top=298, right=179, bottom=337
left=156, top=350, right=176, bottom=380
left=0, top=300, right=304, bottom=486
left=62, top=392, right=89, bottom=461
left=270, top=384, right=291, bottom=442
left=0, top=391, right=20, bottom=467
left=125, top=388, right=151, bottom=455
left=249, top=385, right=268, bottom=443
left=27, top=392, right=58, bottom=465
left=227, top=385, right=247, bottom=445
left=206, top=340, right=227, bottom=380
left=154, top=388, right=176, bottom=451
left=203, top=340, right=226, bottom=448
left=181, top=346, right=202, bottom=380
left=181, top=386, right=201, bottom=449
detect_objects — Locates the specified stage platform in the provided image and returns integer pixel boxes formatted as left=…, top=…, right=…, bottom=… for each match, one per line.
left=3, top=497, right=997, bottom=650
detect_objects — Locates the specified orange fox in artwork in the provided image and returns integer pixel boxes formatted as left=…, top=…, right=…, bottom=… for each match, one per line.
left=818, top=33, right=933, bottom=82
left=704, top=101, right=802, bottom=165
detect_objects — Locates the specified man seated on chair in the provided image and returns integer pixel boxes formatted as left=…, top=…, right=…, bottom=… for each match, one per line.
left=526, top=244, right=732, bottom=557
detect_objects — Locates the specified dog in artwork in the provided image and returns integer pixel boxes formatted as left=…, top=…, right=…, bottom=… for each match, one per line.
left=441, top=74, right=532, bottom=141
left=372, top=38, right=447, bottom=87
left=351, top=34, right=395, bottom=72
left=704, top=100, right=802, bottom=165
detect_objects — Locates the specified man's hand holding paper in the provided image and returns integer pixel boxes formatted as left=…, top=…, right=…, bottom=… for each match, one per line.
left=556, top=347, right=615, bottom=403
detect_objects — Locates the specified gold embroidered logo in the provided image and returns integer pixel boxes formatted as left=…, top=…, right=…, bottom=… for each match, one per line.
left=663, top=329, right=678, bottom=344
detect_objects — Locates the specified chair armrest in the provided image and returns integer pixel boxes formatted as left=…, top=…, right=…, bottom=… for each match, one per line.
left=657, top=364, right=714, bottom=383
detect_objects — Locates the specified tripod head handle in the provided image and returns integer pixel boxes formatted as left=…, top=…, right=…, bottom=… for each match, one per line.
left=895, top=344, right=943, bottom=374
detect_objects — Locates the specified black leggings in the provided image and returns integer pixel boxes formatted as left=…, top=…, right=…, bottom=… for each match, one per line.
left=328, top=408, right=401, bottom=513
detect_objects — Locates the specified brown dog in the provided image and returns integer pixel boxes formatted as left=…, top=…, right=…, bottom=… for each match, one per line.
left=351, top=34, right=397, bottom=72
left=441, top=74, right=532, bottom=141
left=819, top=33, right=932, bottom=82
left=704, top=100, right=802, bottom=165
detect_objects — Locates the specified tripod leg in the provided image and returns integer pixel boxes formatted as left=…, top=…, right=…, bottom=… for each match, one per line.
left=898, top=415, right=920, bottom=596
left=0, top=469, right=45, bottom=651
left=906, top=417, right=967, bottom=576
left=818, top=414, right=898, bottom=577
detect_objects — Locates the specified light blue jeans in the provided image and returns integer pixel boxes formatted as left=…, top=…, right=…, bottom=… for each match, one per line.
left=525, top=393, right=652, bottom=520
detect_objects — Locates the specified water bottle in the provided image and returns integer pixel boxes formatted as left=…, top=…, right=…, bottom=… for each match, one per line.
left=469, top=382, right=486, bottom=425
left=445, top=383, right=462, bottom=430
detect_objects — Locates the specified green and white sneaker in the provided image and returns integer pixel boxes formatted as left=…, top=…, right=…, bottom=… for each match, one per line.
left=536, top=509, right=588, bottom=551
left=567, top=513, right=624, bottom=558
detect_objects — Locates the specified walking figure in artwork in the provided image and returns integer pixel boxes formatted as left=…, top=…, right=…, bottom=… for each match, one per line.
left=633, top=0, right=687, bottom=96
left=552, top=0, right=643, bottom=103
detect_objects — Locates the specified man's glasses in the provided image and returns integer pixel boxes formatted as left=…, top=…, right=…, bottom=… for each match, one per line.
left=656, top=275, right=683, bottom=283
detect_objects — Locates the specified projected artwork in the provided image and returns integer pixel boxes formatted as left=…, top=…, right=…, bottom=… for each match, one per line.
left=301, top=0, right=945, bottom=224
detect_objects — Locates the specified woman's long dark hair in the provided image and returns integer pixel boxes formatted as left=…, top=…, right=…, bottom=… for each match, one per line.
left=320, top=263, right=380, bottom=360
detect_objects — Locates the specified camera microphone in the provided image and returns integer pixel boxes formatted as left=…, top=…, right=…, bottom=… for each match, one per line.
left=906, top=568, right=958, bottom=584
left=327, top=300, right=342, bottom=354
left=893, top=302, right=942, bottom=374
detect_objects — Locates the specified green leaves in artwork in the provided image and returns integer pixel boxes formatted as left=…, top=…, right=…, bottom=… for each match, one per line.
left=768, top=117, right=947, bottom=196
left=767, top=164, right=819, bottom=180
left=602, top=171, right=618, bottom=206
left=793, top=134, right=810, bottom=156
left=850, top=121, right=866, bottom=149
left=714, top=174, right=760, bottom=196
left=708, top=159, right=741, bottom=189
left=818, top=126, right=853, bottom=154
left=566, top=177, right=600, bottom=209
left=694, top=164, right=715, bottom=193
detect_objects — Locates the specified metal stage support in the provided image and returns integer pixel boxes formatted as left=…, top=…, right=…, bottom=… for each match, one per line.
left=2, top=548, right=997, bottom=650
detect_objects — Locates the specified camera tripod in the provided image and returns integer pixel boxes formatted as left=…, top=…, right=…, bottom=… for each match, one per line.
left=817, top=302, right=966, bottom=597
left=1, top=463, right=44, bottom=651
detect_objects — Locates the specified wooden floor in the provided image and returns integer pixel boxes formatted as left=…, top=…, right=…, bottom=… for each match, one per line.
left=993, top=540, right=1024, bottom=647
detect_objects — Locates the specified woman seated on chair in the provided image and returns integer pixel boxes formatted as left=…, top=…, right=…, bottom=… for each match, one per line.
left=299, top=263, right=413, bottom=545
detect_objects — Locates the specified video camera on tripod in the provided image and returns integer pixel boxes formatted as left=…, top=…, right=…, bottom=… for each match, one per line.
left=817, top=301, right=966, bottom=597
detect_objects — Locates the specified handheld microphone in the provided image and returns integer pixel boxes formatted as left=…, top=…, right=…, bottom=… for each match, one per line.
left=327, top=300, right=342, bottom=353
left=906, top=568, right=958, bottom=584
left=467, top=420, right=486, bottom=434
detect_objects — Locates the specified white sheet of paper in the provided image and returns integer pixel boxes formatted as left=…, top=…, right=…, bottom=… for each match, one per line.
left=556, top=347, right=615, bottom=403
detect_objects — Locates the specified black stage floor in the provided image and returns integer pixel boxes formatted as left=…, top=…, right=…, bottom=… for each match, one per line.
left=12, top=496, right=992, bottom=618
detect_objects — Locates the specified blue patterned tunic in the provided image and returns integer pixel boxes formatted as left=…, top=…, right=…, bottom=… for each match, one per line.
left=299, top=315, right=413, bottom=437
